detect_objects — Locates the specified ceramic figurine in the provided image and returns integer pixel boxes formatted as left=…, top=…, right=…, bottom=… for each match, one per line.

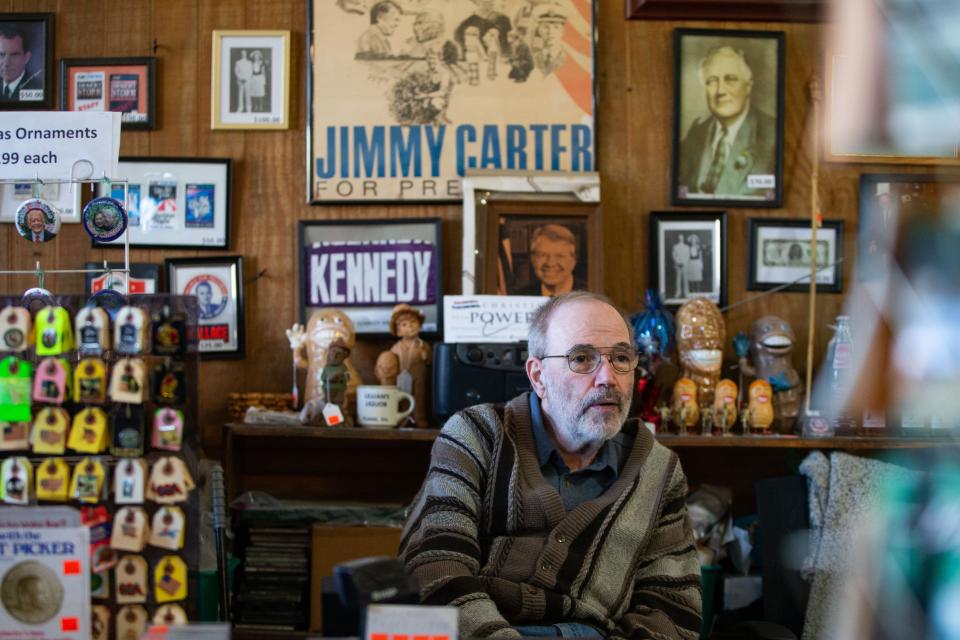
left=374, top=351, right=400, bottom=386
left=672, top=377, right=700, bottom=434
left=748, top=379, right=775, bottom=433
left=383, top=304, right=431, bottom=427
left=675, top=298, right=725, bottom=407
left=322, top=339, right=351, bottom=410
left=737, top=315, right=803, bottom=432
left=292, top=309, right=361, bottom=409
left=713, top=379, right=738, bottom=434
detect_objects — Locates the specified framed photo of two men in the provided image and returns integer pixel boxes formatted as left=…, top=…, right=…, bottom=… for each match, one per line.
left=671, top=29, right=785, bottom=208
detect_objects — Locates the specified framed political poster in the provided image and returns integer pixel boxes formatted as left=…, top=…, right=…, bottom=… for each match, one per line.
left=0, top=13, right=54, bottom=109
left=307, top=0, right=597, bottom=202
left=165, top=256, right=244, bottom=359
left=94, top=157, right=231, bottom=249
left=298, top=218, right=443, bottom=335
left=60, top=57, right=157, bottom=130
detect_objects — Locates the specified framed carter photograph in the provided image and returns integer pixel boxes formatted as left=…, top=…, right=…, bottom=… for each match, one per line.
left=0, top=13, right=53, bottom=109
left=212, top=30, right=290, bottom=129
left=475, top=195, right=601, bottom=296
left=307, top=0, right=597, bottom=203
left=93, top=157, right=231, bottom=249
left=165, top=256, right=244, bottom=359
left=84, top=262, right=161, bottom=295
left=299, top=218, right=442, bottom=335
left=0, top=182, right=82, bottom=224
left=60, top=57, right=157, bottom=130
left=671, top=28, right=785, bottom=207
left=650, top=211, right=727, bottom=308
left=747, top=218, right=843, bottom=292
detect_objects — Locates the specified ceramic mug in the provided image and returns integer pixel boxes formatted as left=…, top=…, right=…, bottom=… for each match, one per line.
left=356, top=385, right=415, bottom=428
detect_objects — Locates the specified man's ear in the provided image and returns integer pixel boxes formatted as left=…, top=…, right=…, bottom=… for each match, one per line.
left=526, top=357, right=547, bottom=398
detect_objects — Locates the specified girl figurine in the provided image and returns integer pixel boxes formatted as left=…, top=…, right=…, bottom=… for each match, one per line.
left=384, top=304, right=431, bottom=427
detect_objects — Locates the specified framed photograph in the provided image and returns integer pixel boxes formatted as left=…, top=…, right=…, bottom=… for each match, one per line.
left=0, top=13, right=53, bottom=109
left=93, top=157, right=231, bottom=249
left=747, top=218, right=844, bottom=293
left=84, top=262, right=161, bottom=295
left=650, top=211, right=727, bottom=308
left=307, top=0, right=597, bottom=203
left=299, top=218, right=442, bottom=335
left=626, top=0, right=825, bottom=21
left=165, top=256, right=245, bottom=359
left=60, top=57, right=157, bottom=130
left=474, top=196, right=601, bottom=296
left=211, top=30, right=290, bottom=129
left=671, top=28, right=785, bottom=207
left=0, top=182, right=82, bottom=224
left=857, top=173, right=960, bottom=282
left=826, top=52, right=960, bottom=165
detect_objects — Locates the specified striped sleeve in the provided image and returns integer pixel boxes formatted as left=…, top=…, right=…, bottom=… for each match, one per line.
left=399, top=407, right=522, bottom=639
left=610, top=461, right=702, bottom=640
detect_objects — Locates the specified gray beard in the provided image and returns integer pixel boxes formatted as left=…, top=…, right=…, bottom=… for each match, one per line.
left=543, top=381, right=631, bottom=451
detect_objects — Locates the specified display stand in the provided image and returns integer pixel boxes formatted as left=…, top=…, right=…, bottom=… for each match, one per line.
left=0, top=293, right=202, bottom=628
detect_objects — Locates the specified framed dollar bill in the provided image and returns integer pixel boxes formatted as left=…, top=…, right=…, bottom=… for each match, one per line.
left=299, top=218, right=442, bottom=335
left=165, top=256, right=244, bottom=358
left=59, top=57, right=157, bottom=130
left=307, top=0, right=597, bottom=202
left=93, top=157, right=231, bottom=249
left=747, top=218, right=844, bottom=293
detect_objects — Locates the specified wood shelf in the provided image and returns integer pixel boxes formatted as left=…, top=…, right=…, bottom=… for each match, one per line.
left=225, top=422, right=438, bottom=442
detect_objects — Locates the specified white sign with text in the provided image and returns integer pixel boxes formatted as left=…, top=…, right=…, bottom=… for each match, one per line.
left=365, top=604, right=458, bottom=640
left=444, top=295, right=547, bottom=344
left=0, top=112, right=121, bottom=182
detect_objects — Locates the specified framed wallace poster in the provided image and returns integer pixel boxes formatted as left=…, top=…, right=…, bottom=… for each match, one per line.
left=307, top=0, right=596, bottom=202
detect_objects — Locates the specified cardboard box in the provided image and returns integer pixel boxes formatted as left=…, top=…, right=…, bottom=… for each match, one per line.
left=309, top=525, right=403, bottom=632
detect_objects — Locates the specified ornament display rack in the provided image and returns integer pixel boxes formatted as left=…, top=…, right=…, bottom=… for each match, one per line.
left=0, top=293, right=203, bottom=623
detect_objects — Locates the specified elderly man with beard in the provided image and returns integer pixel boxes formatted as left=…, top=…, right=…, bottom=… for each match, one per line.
left=401, top=292, right=701, bottom=639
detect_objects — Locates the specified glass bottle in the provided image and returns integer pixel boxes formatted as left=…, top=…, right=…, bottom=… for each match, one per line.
left=825, top=315, right=858, bottom=435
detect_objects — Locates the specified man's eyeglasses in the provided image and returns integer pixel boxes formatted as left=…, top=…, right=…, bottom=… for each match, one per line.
left=539, top=346, right=639, bottom=375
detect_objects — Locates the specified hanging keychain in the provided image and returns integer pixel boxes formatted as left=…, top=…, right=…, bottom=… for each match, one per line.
left=153, top=604, right=188, bottom=625
left=0, top=356, right=33, bottom=422
left=115, top=555, right=148, bottom=604
left=152, top=305, right=186, bottom=356
left=152, top=408, right=184, bottom=451
left=35, top=305, right=74, bottom=356
left=68, top=407, right=109, bottom=454
left=0, top=421, right=30, bottom=451
left=31, top=357, right=70, bottom=404
left=1, top=457, right=32, bottom=504
left=91, top=605, right=110, bottom=640
left=148, top=506, right=185, bottom=550
left=110, top=405, right=145, bottom=457
left=153, top=359, right=186, bottom=405
left=154, top=555, right=188, bottom=603
left=75, top=306, right=110, bottom=356
left=115, top=306, right=149, bottom=355
left=116, top=605, right=148, bottom=640
left=0, top=306, right=32, bottom=352
left=31, top=407, right=69, bottom=455
left=35, top=457, right=69, bottom=502
left=109, top=358, right=147, bottom=404
left=74, top=358, right=108, bottom=404
left=82, top=196, right=128, bottom=243
left=113, top=458, right=146, bottom=504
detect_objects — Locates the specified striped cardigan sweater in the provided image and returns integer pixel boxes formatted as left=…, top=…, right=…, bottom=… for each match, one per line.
left=400, top=393, right=702, bottom=639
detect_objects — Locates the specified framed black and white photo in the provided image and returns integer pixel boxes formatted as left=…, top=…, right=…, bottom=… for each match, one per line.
left=165, top=256, right=244, bottom=359
left=85, top=262, right=161, bottom=295
left=650, top=211, right=727, bottom=308
left=212, top=30, right=290, bottom=129
left=0, top=13, right=54, bottom=109
left=671, top=28, right=785, bottom=207
left=299, top=218, right=442, bottom=335
left=94, top=157, right=231, bottom=249
left=747, top=218, right=843, bottom=293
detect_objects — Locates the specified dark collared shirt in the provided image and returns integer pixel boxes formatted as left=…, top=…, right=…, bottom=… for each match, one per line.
left=529, top=393, right=634, bottom=512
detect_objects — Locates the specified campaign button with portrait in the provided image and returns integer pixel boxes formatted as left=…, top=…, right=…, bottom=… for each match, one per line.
left=183, top=275, right=228, bottom=320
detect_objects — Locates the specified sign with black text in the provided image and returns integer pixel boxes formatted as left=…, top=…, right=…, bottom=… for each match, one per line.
left=0, top=112, right=120, bottom=182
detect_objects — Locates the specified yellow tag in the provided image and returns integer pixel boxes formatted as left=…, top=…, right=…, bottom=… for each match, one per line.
left=154, top=555, right=188, bottom=603
left=109, top=358, right=147, bottom=404
left=68, top=407, right=108, bottom=454
left=74, top=358, right=108, bottom=404
left=31, top=407, right=69, bottom=455
left=35, top=306, right=74, bottom=356
left=149, top=506, right=185, bottom=550
left=116, top=605, right=147, bottom=640
left=69, top=457, right=106, bottom=503
left=115, top=555, right=148, bottom=604
left=1, top=456, right=32, bottom=504
left=35, top=457, right=69, bottom=502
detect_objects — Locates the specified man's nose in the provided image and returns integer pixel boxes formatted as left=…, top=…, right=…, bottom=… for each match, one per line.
left=593, top=356, right=618, bottom=385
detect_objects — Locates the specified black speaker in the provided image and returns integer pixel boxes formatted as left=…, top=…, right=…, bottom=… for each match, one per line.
left=432, top=342, right=532, bottom=423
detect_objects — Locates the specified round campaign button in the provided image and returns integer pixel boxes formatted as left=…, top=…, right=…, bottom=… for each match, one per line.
left=82, top=197, right=128, bottom=242
left=87, top=289, right=127, bottom=321
left=21, top=288, right=55, bottom=315
left=15, top=199, right=60, bottom=244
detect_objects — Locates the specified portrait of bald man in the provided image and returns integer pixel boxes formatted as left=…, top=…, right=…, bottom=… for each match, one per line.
left=673, top=32, right=784, bottom=205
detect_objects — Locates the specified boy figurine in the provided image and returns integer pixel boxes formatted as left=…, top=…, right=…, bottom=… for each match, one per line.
left=322, top=339, right=351, bottom=410
left=385, top=304, right=431, bottom=427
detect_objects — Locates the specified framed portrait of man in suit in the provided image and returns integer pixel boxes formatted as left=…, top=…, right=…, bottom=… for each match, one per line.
left=0, top=13, right=53, bottom=109
left=671, top=28, right=785, bottom=208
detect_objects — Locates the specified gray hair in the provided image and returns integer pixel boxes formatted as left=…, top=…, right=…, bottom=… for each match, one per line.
left=527, top=291, right=634, bottom=357
left=698, top=45, right=753, bottom=85
left=531, top=224, right=577, bottom=258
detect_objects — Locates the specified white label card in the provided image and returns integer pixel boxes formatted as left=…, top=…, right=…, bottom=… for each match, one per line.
left=0, top=112, right=121, bottom=182
left=443, top=295, right=546, bottom=344
left=365, top=604, right=458, bottom=640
